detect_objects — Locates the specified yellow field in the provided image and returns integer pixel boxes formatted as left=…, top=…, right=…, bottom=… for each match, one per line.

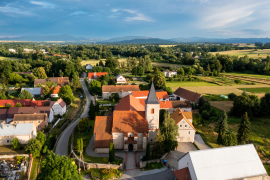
left=159, top=45, right=177, bottom=47
left=0, top=56, right=22, bottom=61
left=232, top=43, right=255, bottom=47
left=210, top=49, right=270, bottom=58
left=81, top=59, right=127, bottom=66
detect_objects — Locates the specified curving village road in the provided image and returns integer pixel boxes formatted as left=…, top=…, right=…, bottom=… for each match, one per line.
left=55, top=78, right=92, bottom=156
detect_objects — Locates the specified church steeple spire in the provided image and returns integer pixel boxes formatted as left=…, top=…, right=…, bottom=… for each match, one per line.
left=145, top=81, right=160, bottom=104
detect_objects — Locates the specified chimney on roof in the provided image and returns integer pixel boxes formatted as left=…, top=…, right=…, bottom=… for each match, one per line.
left=164, top=100, right=166, bottom=104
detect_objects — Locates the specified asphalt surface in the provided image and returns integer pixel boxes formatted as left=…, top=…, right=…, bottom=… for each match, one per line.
left=55, top=78, right=91, bottom=156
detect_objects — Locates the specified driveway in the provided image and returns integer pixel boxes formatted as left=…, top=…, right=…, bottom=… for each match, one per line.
left=166, top=142, right=197, bottom=169
left=119, top=169, right=175, bottom=180
left=194, top=134, right=211, bottom=150
left=55, top=78, right=91, bottom=156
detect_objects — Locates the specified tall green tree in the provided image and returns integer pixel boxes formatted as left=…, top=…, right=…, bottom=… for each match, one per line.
left=218, top=111, right=228, bottom=135
left=153, top=130, right=165, bottom=158
left=37, top=131, right=46, bottom=146
left=137, top=66, right=144, bottom=76
left=109, top=143, right=115, bottom=162
left=11, top=137, right=20, bottom=150
left=237, top=112, right=250, bottom=144
left=25, top=138, right=42, bottom=157
left=260, top=93, right=270, bottom=116
left=231, top=94, right=260, bottom=117
left=58, top=85, right=75, bottom=105
left=36, top=151, right=83, bottom=180
left=153, top=72, right=166, bottom=89
left=34, top=67, right=47, bottom=79
left=146, top=143, right=151, bottom=160
left=19, top=89, right=32, bottom=99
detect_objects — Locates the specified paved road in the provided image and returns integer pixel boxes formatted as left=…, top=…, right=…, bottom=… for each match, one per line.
left=194, top=134, right=211, bottom=150
left=120, top=169, right=175, bottom=180
left=55, top=78, right=91, bottom=156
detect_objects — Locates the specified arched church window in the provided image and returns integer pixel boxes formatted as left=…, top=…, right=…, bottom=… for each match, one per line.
left=151, top=108, right=154, bottom=114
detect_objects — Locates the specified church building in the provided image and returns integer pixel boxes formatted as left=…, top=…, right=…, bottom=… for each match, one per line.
left=94, top=82, right=160, bottom=153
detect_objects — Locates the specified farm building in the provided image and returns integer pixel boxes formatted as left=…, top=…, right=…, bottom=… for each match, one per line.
left=34, top=77, right=70, bottom=87
left=163, top=71, right=177, bottom=77
left=102, top=85, right=140, bottom=99
left=175, top=144, right=267, bottom=180
left=172, top=87, right=202, bottom=104
left=115, top=74, right=126, bottom=84
left=0, top=123, right=37, bottom=146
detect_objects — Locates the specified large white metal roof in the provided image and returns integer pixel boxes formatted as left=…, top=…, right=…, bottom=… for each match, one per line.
left=184, top=144, right=267, bottom=180
left=21, top=88, right=41, bottom=96
left=0, top=123, right=34, bottom=136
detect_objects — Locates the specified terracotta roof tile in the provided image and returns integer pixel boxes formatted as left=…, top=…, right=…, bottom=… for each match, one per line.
left=132, top=91, right=170, bottom=99
left=112, top=111, right=148, bottom=133
left=173, top=167, right=191, bottom=180
left=171, top=101, right=192, bottom=108
left=88, top=72, right=108, bottom=79
left=7, top=107, right=51, bottom=119
left=102, top=85, right=139, bottom=93
left=94, top=116, right=113, bottom=148
left=0, top=100, right=32, bottom=107
left=13, top=113, right=47, bottom=121
left=51, top=87, right=61, bottom=94
left=55, top=98, right=66, bottom=108
left=170, top=108, right=195, bottom=130
left=139, top=99, right=173, bottom=109
left=34, top=77, right=69, bottom=87
left=30, top=100, right=51, bottom=107
left=174, top=87, right=201, bottom=102
left=114, top=95, right=145, bottom=111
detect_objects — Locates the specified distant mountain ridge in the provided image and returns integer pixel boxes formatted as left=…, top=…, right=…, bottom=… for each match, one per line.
left=0, top=34, right=270, bottom=43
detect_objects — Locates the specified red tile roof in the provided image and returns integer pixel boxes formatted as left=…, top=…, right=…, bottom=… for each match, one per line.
left=102, top=85, right=140, bottom=93
left=174, top=87, right=202, bottom=102
left=0, top=100, right=32, bottom=107
left=7, top=107, right=51, bottom=119
left=112, top=111, right=148, bottom=133
left=50, top=87, right=61, bottom=94
left=0, top=109, right=8, bottom=120
left=173, top=167, right=191, bottom=180
left=139, top=99, right=173, bottom=109
left=55, top=98, right=66, bottom=108
left=94, top=116, right=113, bottom=148
left=88, top=72, right=108, bottom=79
left=132, top=91, right=169, bottom=99
left=170, top=108, right=195, bottom=130
left=30, top=100, right=51, bottom=107
left=114, top=95, right=145, bottom=111
left=13, top=113, right=48, bottom=121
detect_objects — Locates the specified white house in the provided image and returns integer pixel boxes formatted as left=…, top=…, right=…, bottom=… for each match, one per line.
left=0, top=123, right=37, bottom=146
left=9, top=49, right=16, bottom=53
left=21, top=88, right=43, bottom=98
left=24, top=49, right=34, bottom=52
left=85, top=64, right=93, bottom=70
left=115, top=74, right=126, bottom=84
left=163, top=71, right=177, bottom=77
left=51, top=98, right=66, bottom=116
left=175, top=144, right=267, bottom=180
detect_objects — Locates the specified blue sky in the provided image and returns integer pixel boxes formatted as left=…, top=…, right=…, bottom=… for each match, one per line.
left=0, top=0, right=270, bottom=39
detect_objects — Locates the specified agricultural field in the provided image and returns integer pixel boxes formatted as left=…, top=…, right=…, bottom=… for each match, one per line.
left=232, top=43, right=256, bottom=47
left=159, top=45, right=177, bottom=47
left=238, top=87, right=270, bottom=94
left=167, top=81, right=218, bottom=89
left=152, top=62, right=187, bottom=69
left=210, top=49, right=270, bottom=58
left=223, top=72, right=270, bottom=80
left=209, top=101, right=233, bottom=112
left=0, top=56, right=22, bottom=61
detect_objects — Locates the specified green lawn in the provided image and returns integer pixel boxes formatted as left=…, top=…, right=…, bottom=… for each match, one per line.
left=30, top=157, right=39, bottom=180
left=0, top=56, right=22, bottom=61
left=167, top=81, right=219, bottom=88
left=97, top=99, right=118, bottom=106
left=223, top=72, right=270, bottom=79
left=0, top=145, right=26, bottom=155
left=238, top=87, right=270, bottom=93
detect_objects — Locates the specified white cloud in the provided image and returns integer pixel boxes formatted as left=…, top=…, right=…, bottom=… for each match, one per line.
left=0, top=5, right=35, bottom=16
left=123, top=9, right=154, bottom=22
left=111, top=9, right=118, bottom=13
left=30, top=1, right=55, bottom=8
left=108, top=14, right=118, bottom=18
left=70, top=11, right=87, bottom=16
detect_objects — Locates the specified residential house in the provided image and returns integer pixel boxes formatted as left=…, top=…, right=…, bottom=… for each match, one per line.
left=88, top=72, right=108, bottom=82
left=50, top=98, right=66, bottom=116
left=10, top=113, right=48, bottom=131
left=52, top=53, right=66, bottom=57
left=94, top=82, right=159, bottom=153
left=24, top=49, right=34, bottom=53
left=21, top=88, right=43, bottom=98
left=0, top=123, right=37, bottom=146
left=175, top=144, right=267, bottom=180
left=102, top=85, right=140, bottom=99
left=163, top=71, right=177, bottom=77
left=85, top=64, right=93, bottom=70
left=170, top=108, right=195, bottom=142
left=50, top=87, right=61, bottom=98
left=172, top=87, right=202, bottom=104
left=34, top=77, right=70, bottom=87
left=9, top=49, right=16, bottom=52
left=115, top=74, right=126, bottom=84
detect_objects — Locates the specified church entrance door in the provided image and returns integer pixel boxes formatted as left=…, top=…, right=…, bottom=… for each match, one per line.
left=128, top=144, right=133, bottom=152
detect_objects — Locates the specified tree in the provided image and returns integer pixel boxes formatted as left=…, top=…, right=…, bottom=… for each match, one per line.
left=131, top=67, right=138, bottom=76
left=177, top=68, right=185, bottom=76
left=43, top=85, right=51, bottom=98
left=0, top=90, right=7, bottom=99
left=58, top=85, right=75, bottom=105
left=109, top=143, right=115, bottom=162
left=34, top=67, right=47, bottom=79
left=19, top=89, right=32, bottom=99
left=228, top=93, right=237, bottom=101
left=231, top=94, right=260, bottom=117
left=237, top=112, right=250, bottom=144
left=59, top=70, right=64, bottom=77
left=160, top=113, right=179, bottom=152
left=109, top=93, right=120, bottom=102
left=25, top=138, right=42, bottom=157
left=218, top=111, right=228, bottom=135
left=78, top=118, right=89, bottom=132
left=37, top=131, right=46, bottom=146
left=15, top=102, right=22, bottom=107
left=89, top=100, right=95, bottom=120
left=5, top=103, right=12, bottom=108
left=137, top=66, right=144, bottom=76
left=36, top=151, right=83, bottom=180
left=11, top=137, right=20, bottom=150
left=92, top=66, right=103, bottom=72
left=114, top=69, right=122, bottom=75
left=153, top=130, right=165, bottom=158
left=103, top=67, right=111, bottom=75
left=223, top=132, right=237, bottom=146
left=260, top=93, right=270, bottom=116
left=105, top=57, right=118, bottom=72
left=146, top=143, right=151, bottom=160
left=42, top=145, right=47, bottom=154
left=153, top=72, right=166, bottom=89
left=217, top=131, right=223, bottom=144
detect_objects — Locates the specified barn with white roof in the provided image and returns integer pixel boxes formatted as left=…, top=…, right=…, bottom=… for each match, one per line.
left=174, top=144, right=268, bottom=180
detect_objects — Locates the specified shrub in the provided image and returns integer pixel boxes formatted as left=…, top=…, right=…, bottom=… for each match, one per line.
left=11, top=137, right=20, bottom=150
left=201, top=110, right=209, bottom=120
left=144, top=161, right=163, bottom=170
left=78, top=118, right=89, bottom=132
left=223, top=132, right=237, bottom=146
left=234, top=79, right=242, bottom=84
left=228, top=93, right=237, bottom=101
left=209, top=109, right=217, bottom=117
left=5, top=103, right=12, bottom=108
left=109, top=143, right=115, bottom=162
left=102, top=158, right=109, bottom=163
left=109, top=93, right=120, bottom=102
left=113, top=159, right=123, bottom=165
left=209, top=116, right=218, bottom=122
left=199, top=102, right=211, bottom=113
left=15, top=156, right=25, bottom=165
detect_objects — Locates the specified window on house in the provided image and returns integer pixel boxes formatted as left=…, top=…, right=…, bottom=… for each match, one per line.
left=180, top=125, right=182, bottom=127
left=38, top=126, right=41, bottom=129
left=185, top=125, right=187, bottom=128
left=6, top=140, right=10, bottom=143
left=188, top=131, right=190, bottom=134
left=151, top=109, right=154, bottom=114
left=38, top=121, right=40, bottom=123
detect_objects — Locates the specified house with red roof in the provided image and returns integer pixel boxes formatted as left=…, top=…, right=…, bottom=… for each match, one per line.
left=88, top=72, right=108, bottom=82
left=50, top=87, right=61, bottom=98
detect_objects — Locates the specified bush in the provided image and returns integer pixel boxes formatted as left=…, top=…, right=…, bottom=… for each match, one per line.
left=234, top=79, right=242, bottom=84
left=201, top=110, right=209, bottom=120
left=209, top=116, right=218, bottom=122
left=228, top=93, right=237, bottom=101
left=78, top=118, right=89, bottom=132
left=209, top=109, right=217, bottom=117
left=102, top=158, right=109, bottom=163
left=144, top=161, right=163, bottom=170
left=15, top=156, right=25, bottom=165
left=113, top=159, right=123, bottom=165
left=199, top=102, right=211, bottom=113
left=223, top=132, right=237, bottom=146
left=11, top=137, right=20, bottom=150
left=109, top=93, right=120, bottom=102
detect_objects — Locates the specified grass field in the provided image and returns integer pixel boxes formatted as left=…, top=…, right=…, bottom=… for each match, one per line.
left=232, top=43, right=256, bottom=47
left=0, top=145, right=26, bottom=155
left=223, top=72, right=270, bottom=80
left=238, top=87, right=270, bottom=93
left=0, top=56, right=22, bottom=61
left=159, top=45, right=177, bottom=47
left=167, top=82, right=219, bottom=89
left=210, top=49, right=270, bottom=58
left=209, top=101, right=233, bottom=112
left=30, top=157, right=39, bottom=180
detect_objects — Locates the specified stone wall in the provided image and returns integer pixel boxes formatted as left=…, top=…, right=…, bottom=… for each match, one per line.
left=113, top=133, right=124, bottom=149
left=139, top=159, right=161, bottom=168
left=71, top=151, right=123, bottom=170
left=0, top=154, right=29, bottom=159
left=95, top=148, right=109, bottom=153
